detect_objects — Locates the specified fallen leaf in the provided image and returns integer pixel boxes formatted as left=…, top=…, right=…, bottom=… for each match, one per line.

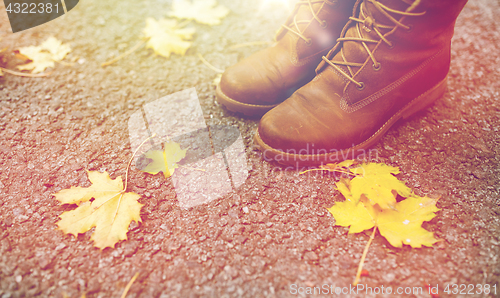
left=143, top=18, right=196, bottom=58
left=328, top=194, right=375, bottom=234
left=328, top=193, right=439, bottom=248
left=376, top=195, right=440, bottom=248
left=17, top=37, right=71, bottom=73
left=168, top=0, right=229, bottom=25
left=326, top=161, right=440, bottom=285
left=53, top=171, right=143, bottom=249
left=349, top=163, right=412, bottom=209
left=142, top=141, right=187, bottom=178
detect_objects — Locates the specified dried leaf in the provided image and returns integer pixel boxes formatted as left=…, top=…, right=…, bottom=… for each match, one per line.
left=17, top=37, right=71, bottom=73
left=327, top=162, right=440, bottom=285
left=328, top=195, right=375, bottom=234
left=376, top=195, right=440, bottom=248
left=142, top=141, right=187, bottom=178
left=328, top=179, right=440, bottom=248
left=143, top=18, right=196, bottom=58
left=168, top=0, right=229, bottom=25
left=349, top=163, right=412, bottom=209
left=53, top=171, right=143, bottom=249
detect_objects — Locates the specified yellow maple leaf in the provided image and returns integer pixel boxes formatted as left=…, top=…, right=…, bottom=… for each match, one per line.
left=349, top=163, right=412, bottom=209
left=53, top=171, right=143, bottom=249
left=377, top=195, right=440, bottom=248
left=17, top=37, right=71, bottom=73
left=143, top=18, right=196, bottom=58
left=168, top=0, right=229, bottom=25
left=328, top=194, right=439, bottom=248
left=142, top=141, right=187, bottom=178
left=327, top=198, right=374, bottom=234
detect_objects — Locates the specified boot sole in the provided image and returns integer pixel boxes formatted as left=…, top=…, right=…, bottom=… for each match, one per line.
left=216, top=83, right=279, bottom=117
left=254, top=77, right=448, bottom=167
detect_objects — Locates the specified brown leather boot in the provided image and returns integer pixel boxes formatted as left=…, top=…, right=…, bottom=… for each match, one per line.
left=216, top=0, right=356, bottom=117
left=255, top=0, right=468, bottom=166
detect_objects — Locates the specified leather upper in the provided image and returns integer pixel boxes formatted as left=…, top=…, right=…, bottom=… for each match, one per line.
left=219, top=0, right=357, bottom=106
left=258, top=0, right=468, bottom=154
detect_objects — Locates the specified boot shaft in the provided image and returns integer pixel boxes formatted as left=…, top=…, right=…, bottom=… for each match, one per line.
left=316, top=0, right=469, bottom=105
left=360, top=0, right=469, bottom=49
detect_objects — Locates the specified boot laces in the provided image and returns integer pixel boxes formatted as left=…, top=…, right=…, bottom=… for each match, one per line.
left=277, top=0, right=336, bottom=45
left=321, top=0, right=425, bottom=89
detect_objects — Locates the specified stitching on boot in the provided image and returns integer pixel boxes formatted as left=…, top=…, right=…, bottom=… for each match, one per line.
left=256, top=79, right=444, bottom=164
left=340, top=48, right=445, bottom=113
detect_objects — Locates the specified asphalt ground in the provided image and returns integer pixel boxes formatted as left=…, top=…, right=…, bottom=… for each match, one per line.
left=0, top=0, right=499, bottom=297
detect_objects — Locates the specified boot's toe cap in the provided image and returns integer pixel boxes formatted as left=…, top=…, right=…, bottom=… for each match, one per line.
left=258, top=101, right=312, bottom=152
left=219, top=54, right=281, bottom=105
left=257, top=90, right=353, bottom=157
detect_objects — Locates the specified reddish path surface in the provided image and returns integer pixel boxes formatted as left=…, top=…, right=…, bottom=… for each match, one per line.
left=0, top=0, right=499, bottom=297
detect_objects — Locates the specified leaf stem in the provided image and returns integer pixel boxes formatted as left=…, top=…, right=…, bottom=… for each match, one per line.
left=101, top=39, right=147, bottom=67
left=120, top=272, right=139, bottom=298
left=197, top=53, right=224, bottom=73
left=0, top=66, right=51, bottom=77
left=229, top=41, right=272, bottom=49
left=124, top=133, right=156, bottom=192
left=353, top=226, right=377, bottom=286
left=299, top=168, right=352, bottom=175
left=56, top=60, right=75, bottom=67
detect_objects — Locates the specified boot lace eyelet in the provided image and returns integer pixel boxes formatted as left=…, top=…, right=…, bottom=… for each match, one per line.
left=387, top=42, right=394, bottom=49
left=305, top=38, right=313, bottom=46
left=356, top=82, right=365, bottom=91
left=320, top=20, right=327, bottom=28
left=405, top=24, right=413, bottom=32
left=372, top=63, right=381, bottom=71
